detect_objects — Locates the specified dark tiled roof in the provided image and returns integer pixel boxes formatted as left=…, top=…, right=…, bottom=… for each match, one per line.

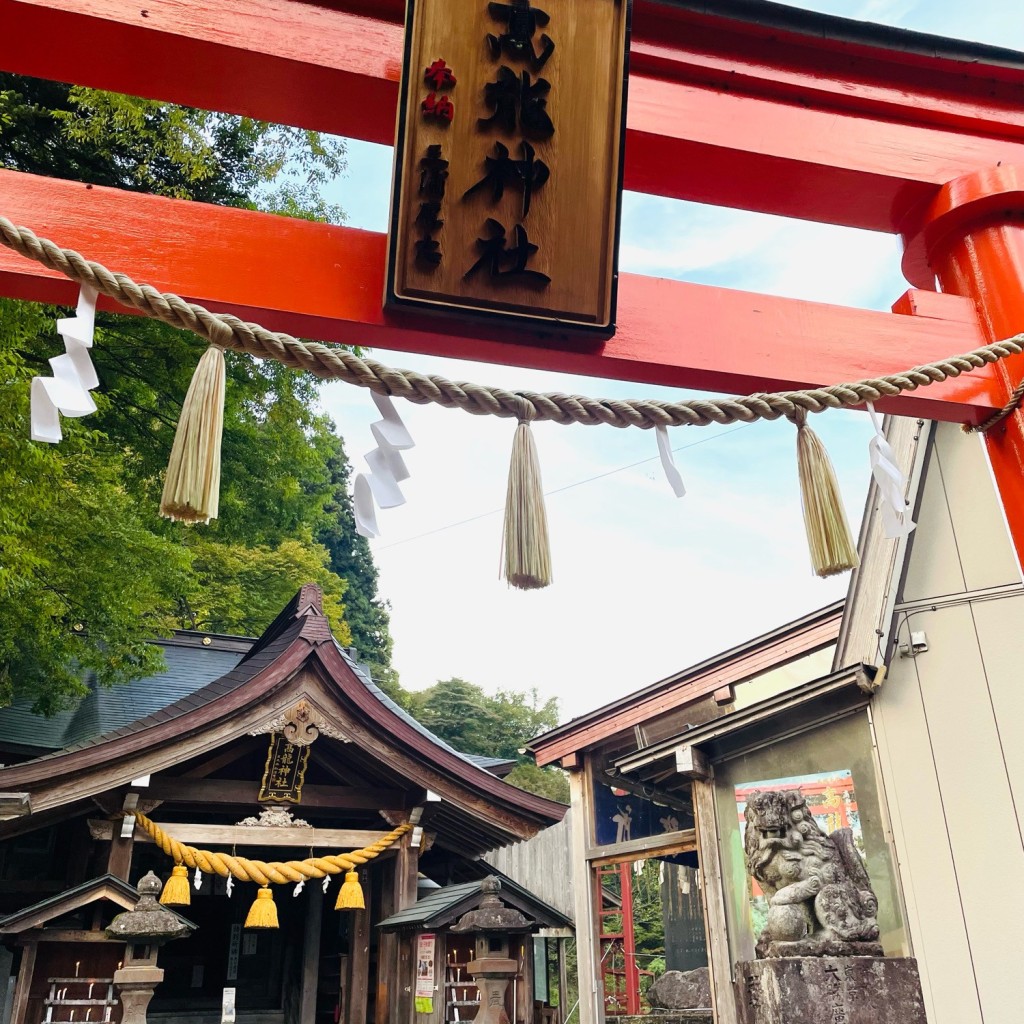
left=0, top=585, right=567, bottom=856
left=0, top=608, right=513, bottom=780
left=377, top=873, right=571, bottom=931
left=0, top=873, right=196, bottom=933
left=0, top=635, right=250, bottom=755
left=344, top=643, right=517, bottom=779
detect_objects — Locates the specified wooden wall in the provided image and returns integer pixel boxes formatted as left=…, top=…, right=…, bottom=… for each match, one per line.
left=840, top=420, right=1024, bottom=1024
left=484, top=814, right=574, bottom=922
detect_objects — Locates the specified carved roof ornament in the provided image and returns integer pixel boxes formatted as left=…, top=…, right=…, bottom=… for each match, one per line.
left=250, top=698, right=350, bottom=746
left=237, top=806, right=312, bottom=828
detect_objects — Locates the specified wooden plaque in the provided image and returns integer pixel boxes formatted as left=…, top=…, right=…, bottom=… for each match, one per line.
left=386, top=0, right=631, bottom=338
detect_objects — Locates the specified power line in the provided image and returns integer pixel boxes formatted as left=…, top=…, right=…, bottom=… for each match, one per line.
left=376, top=423, right=752, bottom=550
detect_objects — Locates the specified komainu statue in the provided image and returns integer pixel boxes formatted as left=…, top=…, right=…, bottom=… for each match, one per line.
left=743, top=789, right=883, bottom=957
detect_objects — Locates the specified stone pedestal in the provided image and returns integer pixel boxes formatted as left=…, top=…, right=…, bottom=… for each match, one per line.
left=467, top=958, right=517, bottom=1024
left=113, top=965, right=164, bottom=1024
left=736, top=957, right=927, bottom=1024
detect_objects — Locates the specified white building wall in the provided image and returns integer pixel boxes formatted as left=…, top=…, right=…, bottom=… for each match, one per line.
left=842, top=420, right=1024, bottom=1024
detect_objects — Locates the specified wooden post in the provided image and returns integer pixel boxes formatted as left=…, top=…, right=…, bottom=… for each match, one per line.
left=376, top=836, right=421, bottom=1024
left=9, top=942, right=36, bottom=1024
left=346, top=880, right=372, bottom=1024
left=557, top=940, right=568, bottom=1024
left=107, top=834, right=134, bottom=881
left=299, top=886, right=323, bottom=1024
left=567, top=768, right=598, bottom=1024
left=692, top=778, right=738, bottom=1024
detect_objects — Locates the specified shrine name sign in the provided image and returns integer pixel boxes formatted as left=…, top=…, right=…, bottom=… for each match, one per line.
left=386, top=0, right=631, bottom=337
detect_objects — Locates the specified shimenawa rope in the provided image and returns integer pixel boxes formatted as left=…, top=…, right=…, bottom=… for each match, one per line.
left=2, top=215, right=1022, bottom=432
left=133, top=810, right=410, bottom=885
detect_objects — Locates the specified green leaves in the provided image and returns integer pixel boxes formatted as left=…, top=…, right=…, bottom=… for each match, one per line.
left=0, top=76, right=347, bottom=214
left=0, top=300, right=189, bottom=712
left=409, top=678, right=567, bottom=802
left=0, top=74, right=364, bottom=710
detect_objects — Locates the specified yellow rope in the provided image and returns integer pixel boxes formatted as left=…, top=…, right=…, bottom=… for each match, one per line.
left=134, top=811, right=410, bottom=886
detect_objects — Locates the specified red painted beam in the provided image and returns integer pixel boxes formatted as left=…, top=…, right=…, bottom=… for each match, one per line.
left=4, top=0, right=1024, bottom=235
left=0, top=170, right=997, bottom=422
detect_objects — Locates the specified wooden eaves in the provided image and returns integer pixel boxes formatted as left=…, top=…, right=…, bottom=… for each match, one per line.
left=528, top=600, right=844, bottom=768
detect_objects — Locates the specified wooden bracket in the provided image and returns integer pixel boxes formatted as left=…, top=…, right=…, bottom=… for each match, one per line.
left=674, top=745, right=711, bottom=781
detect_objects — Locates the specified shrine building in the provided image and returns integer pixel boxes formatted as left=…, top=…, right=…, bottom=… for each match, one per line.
left=0, top=585, right=570, bottom=1024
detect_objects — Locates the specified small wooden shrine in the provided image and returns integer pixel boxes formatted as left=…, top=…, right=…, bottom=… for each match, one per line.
left=0, top=585, right=568, bottom=1024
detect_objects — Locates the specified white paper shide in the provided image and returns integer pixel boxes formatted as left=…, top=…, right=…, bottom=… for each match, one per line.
left=866, top=402, right=915, bottom=539
left=30, top=285, right=100, bottom=443
left=353, top=392, right=416, bottom=538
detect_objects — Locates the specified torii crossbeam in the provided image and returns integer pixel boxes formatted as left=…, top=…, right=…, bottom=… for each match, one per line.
left=2, top=0, right=1024, bottom=550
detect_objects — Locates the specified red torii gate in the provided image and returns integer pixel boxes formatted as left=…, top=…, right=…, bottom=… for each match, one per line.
left=2, top=0, right=1023, bottom=551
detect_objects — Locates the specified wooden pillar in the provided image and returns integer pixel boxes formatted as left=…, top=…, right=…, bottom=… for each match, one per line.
left=9, top=942, right=36, bottom=1024
left=107, top=834, right=134, bottom=881
left=557, top=940, right=568, bottom=1024
left=692, top=779, right=737, bottom=1024
left=901, top=165, right=1024, bottom=569
left=299, top=886, right=324, bottom=1024
left=346, top=879, right=373, bottom=1024
left=375, top=836, right=420, bottom=1024
left=567, top=768, right=598, bottom=1024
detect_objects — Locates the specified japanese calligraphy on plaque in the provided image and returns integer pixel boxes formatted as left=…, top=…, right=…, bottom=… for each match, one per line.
left=386, top=0, right=631, bottom=337
left=258, top=734, right=311, bottom=804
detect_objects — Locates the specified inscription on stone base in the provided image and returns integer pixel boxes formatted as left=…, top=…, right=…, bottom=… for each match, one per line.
left=736, top=957, right=927, bottom=1024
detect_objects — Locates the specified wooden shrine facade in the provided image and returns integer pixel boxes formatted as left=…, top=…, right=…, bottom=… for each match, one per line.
left=0, top=585, right=568, bottom=1024
left=2, top=1, right=1024, bottom=548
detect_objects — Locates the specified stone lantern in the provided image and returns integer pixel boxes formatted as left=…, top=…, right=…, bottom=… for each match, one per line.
left=451, top=877, right=532, bottom=1024
left=106, top=871, right=194, bottom=1023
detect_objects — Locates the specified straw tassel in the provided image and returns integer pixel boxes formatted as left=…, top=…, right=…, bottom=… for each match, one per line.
left=790, top=408, right=859, bottom=577
left=244, top=886, right=279, bottom=929
left=501, top=415, right=552, bottom=590
left=160, top=345, right=226, bottom=524
left=159, top=864, right=191, bottom=907
left=335, top=870, right=365, bottom=910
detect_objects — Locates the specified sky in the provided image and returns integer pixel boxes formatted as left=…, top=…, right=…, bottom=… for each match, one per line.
left=316, top=0, right=1022, bottom=723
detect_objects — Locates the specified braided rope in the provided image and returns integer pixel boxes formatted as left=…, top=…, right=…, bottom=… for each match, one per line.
left=2, top=215, right=1022, bottom=430
left=133, top=810, right=410, bottom=886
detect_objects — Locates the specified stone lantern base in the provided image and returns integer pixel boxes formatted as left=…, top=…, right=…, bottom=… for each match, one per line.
left=113, top=965, right=165, bottom=1024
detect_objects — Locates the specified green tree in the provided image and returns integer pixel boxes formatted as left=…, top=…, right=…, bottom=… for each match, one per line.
left=410, top=678, right=566, bottom=802
left=412, top=678, right=494, bottom=753
left=504, top=761, right=570, bottom=803
left=0, top=77, right=346, bottom=215
left=0, top=75, right=401, bottom=708
left=0, top=300, right=190, bottom=712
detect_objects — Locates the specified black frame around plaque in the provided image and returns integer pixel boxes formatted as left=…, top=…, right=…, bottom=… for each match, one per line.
left=384, top=0, right=633, bottom=341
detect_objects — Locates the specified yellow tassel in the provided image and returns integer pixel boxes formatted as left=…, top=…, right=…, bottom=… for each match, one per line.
left=501, top=418, right=552, bottom=590
left=160, top=345, right=225, bottom=524
left=159, top=864, right=191, bottom=907
left=244, top=886, right=279, bottom=929
left=335, top=870, right=365, bottom=910
left=792, top=409, right=859, bottom=578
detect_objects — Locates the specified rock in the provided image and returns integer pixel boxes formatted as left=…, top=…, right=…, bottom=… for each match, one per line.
left=647, top=968, right=711, bottom=1009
